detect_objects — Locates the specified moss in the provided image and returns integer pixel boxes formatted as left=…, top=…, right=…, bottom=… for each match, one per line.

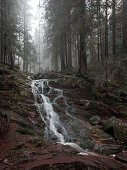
left=14, top=109, right=29, bottom=117
left=15, top=144, right=26, bottom=150
left=103, top=117, right=117, bottom=131
left=16, top=128, right=35, bottom=136
left=30, top=137, right=46, bottom=147
left=114, top=124, right=127, bottom=142
left=15, top=120, right=33, bottom=129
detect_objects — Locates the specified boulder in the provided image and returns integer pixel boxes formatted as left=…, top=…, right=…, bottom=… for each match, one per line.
left=115, top=151, right=127, bottom=163
left=103, top=117, right=127, bottom=142
left=114, top=123, right=127, bottom=142
left=103, top=116, right=117, bottom=131
left=89, top=116, right=101, bottom=125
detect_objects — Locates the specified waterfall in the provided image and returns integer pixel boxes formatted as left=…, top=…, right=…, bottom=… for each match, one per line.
left=31, top=79, right=96, bottom=155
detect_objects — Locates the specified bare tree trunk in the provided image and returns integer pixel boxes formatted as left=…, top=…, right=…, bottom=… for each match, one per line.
left=105, top=0, right=109, bottom=96
left=60, top=34, right=65, bottom=71
left=78, top=0, right=87, bottom=76
left=97, top=0, right=101, bottom=62
left=23, top=0, right=26, bottom=72
left=112, top=0, right=116, bottom=60
left=54, top=37, right=58, bottom=71
left=105, top=0, right=109, bottom=60
left=122, top=0, right=127, bottom=57
left=67, top=32, right=72, bottom=68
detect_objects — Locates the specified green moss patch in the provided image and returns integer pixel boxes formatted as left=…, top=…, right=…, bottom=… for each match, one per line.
left=16, top=128, right=34, bottom=136
left=15, top=120, right=33, bottom=129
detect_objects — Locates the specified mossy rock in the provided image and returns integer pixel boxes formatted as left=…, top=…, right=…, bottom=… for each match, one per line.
left=114, top=123, right=127, bottom=142
left=103, top=117, right=117, bottom=131
left=89, top=116, right=101, bottom=125
left=103, top=117, right=127, bottom=142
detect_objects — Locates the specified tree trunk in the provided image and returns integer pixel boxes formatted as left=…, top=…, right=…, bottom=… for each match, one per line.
left=122, top=0, right=127, bottom=57
left=60, top=34, right=65, bottom=71
left=78, top=0, right=87, bottom=76
left=67, top=32, right=72, bottom=68
left=112, top=0, right=116, bottom=60
left=105, top=0, right=109, bottom=60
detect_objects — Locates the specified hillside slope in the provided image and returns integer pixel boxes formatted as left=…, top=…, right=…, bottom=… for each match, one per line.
left=0, top=64, right=127, bottom=169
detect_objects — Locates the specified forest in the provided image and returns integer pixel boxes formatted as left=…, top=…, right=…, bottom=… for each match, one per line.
left=0, top=0, right=127, bottom=169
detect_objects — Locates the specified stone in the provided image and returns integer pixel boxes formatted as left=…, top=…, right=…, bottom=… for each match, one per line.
left=103, top=117, right=127, bottom=142
left=89, top=116, right=101, bottom=125
left=114, top=122, right=127, bottom=142
left=103, top=116, right=117, bottom=131
left=115, top=151, right=127, bottom=163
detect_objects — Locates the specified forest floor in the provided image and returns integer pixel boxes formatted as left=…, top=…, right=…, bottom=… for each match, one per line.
left=0, top=64, right=127, bottom=169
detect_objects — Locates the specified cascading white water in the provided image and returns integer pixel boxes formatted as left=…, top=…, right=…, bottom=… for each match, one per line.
left=31, top=79, right=67, bottom=144
left=31, top=79, right=96, bottom=155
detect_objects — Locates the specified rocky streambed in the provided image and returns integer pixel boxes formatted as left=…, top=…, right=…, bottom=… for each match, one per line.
left=30, top=72, right=127, bottom=168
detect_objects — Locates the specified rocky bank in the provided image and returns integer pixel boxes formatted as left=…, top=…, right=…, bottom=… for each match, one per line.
left=0, top=65, right=127, bottom=169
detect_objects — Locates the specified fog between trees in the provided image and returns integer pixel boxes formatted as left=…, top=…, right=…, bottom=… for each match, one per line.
left=0, top=0, right=127, bottom=77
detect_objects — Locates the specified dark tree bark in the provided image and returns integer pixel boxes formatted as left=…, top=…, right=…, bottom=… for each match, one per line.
left=60, top=34, right=65, bottom=71
left=97, top=0, right=101, bottom=62
left=78, top=0, right=87, bottom=76
left=67, top=32, right=72, bottom=68
left=112, top=0, right=116, bottom=60
left=122, top=0, right=127, bottom=57
left=105, top=0, right=109, bottom=60
left=54, top=37, right=58, bottom=71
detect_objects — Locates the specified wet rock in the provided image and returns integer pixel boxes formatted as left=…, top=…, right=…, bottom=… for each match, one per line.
left=80, top=140, right=95, bottom=151
left=89, top=116, right=101, bottom=125
left=115, top=151, right=127, bottom=163
left=38, top=87, right=42, bottom=93
left=47, top=89, right=59, bottom=102
left=48, top=81, right=60, bottom=88
left=43, top=81, right=50, bottom=94
left=93, top=142, right=123, bottom=155
left=55, top=97, right=66, bottom=107
left=36, top=95, right=42, bottom=104
left=34, top=73, right=45, bottom=80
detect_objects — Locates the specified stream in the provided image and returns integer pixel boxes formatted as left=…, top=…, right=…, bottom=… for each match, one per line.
left=31, top=79, right=95, bottom=155
left=31, top=79, right=123, bottom=156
